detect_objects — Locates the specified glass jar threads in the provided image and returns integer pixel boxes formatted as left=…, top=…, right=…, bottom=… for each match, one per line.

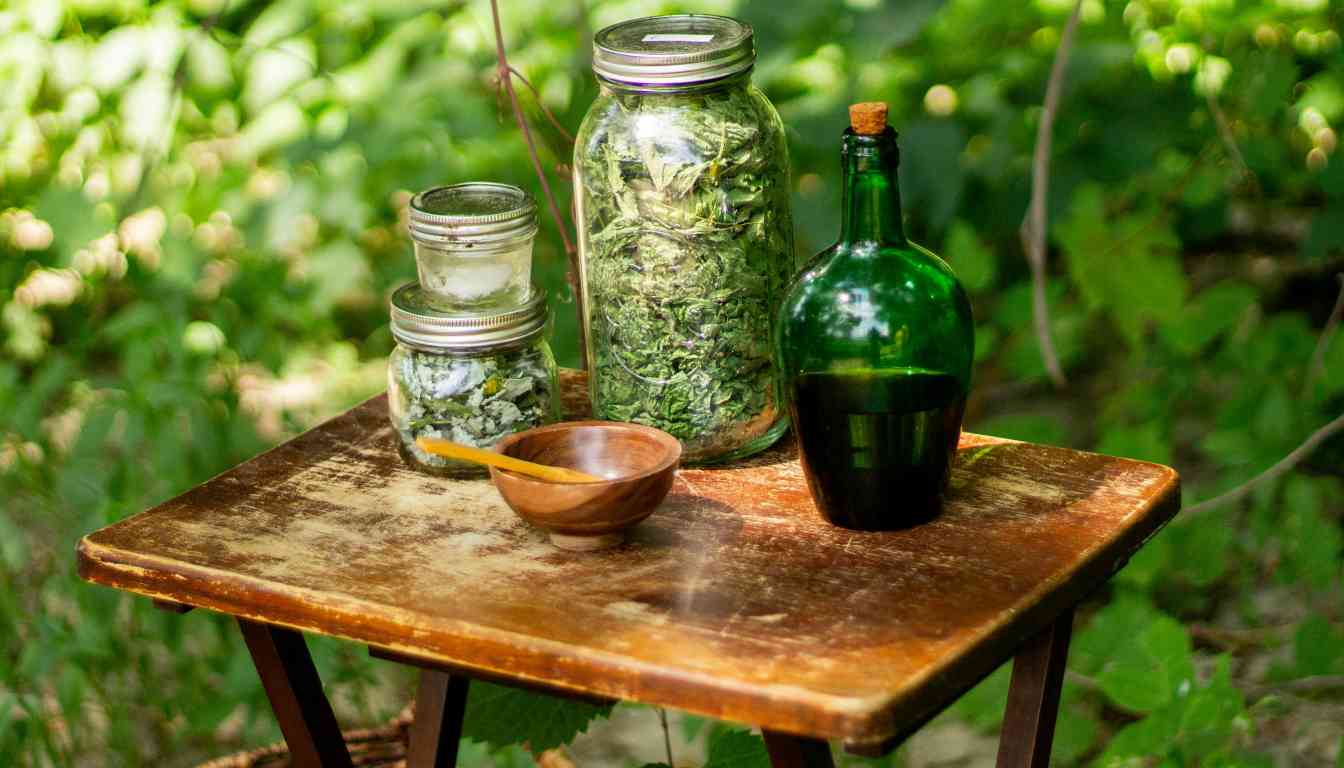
left=573, top=14, right=795, bottom=464
left=408, top=183, right=537, bottom=309
left=388, top=283, right=560, bottom=476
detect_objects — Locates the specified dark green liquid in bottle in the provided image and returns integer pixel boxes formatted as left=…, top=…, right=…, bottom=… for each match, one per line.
left=789, top=369, right=964, bottom=530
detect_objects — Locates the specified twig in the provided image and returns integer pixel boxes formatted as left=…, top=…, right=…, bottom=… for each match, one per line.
left=1065, top=670, right=1101, bottom=691
left=1018, top=0, right=1083, bottom=390
left=488, top=0, right=587, bottom=366
left=1306, top=273, right=1344, bottom=390
left=1206, top=90, right=1253, bottom=184
left=1246, top=675, right=1344, bottom=700
left=657, top=707, right=674, bottom=766
left=1184, top=411, right=1344, bottom=516
left=507, top=65, right=576, bottom=144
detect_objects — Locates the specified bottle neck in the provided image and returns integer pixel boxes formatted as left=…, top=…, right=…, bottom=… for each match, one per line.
left=839, top=127, right=907, bottom=247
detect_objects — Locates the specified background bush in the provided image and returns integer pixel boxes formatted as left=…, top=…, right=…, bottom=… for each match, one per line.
left=1, top=0, right=1342, bottom=765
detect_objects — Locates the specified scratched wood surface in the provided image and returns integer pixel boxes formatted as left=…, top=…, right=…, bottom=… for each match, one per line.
left=78, top=370, right=1180, bottom=750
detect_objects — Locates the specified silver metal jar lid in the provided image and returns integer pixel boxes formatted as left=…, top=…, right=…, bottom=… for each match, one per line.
left=592, top=15, right=754, bottom=88
left=407, top=183, right=538, bottom=248
left=390, top=282, right=548, bottom=351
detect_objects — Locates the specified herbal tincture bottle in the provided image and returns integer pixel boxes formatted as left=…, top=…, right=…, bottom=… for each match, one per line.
left=388, top=283, right=560, bottom=476
left=407, top=183, right=537, bottom=309
left=573, top=14, right=795, bottom=464
left=774, top=102, right=974, bottom=529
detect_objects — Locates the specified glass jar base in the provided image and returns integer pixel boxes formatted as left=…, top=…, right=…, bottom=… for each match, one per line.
left=395, top=440, right=489, bottom=479
left=682, top=414, right=789, bottom=466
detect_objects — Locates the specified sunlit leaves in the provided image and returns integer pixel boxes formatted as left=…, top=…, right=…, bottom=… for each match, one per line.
left=461, top=682, right=613, bottom=754
left=1098, top=615, right=1194, bottom=713
left=1055, top=184, right=1186, bottom=348
left=704, top=728, right=772, bottom=768
left=1157, top=280, right=1257, bottom=358
left=944, top=219, right=996, bottom=293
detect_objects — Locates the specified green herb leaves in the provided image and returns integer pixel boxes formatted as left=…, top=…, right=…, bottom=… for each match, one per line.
left=390, top=344, right=558, bottom=471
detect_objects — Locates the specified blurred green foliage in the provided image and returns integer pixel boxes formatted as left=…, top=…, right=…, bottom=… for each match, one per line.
left=1, top=0, right=1343, bottom=765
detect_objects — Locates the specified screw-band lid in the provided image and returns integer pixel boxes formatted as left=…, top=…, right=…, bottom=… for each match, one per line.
left=390, top=282, right=547, bottom=351
left=407, top=183, right=538, bottom=248
left=592, top=15, right=755, bottom=88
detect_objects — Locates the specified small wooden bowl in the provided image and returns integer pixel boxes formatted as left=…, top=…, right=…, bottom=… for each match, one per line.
left=490, top=421, right=681, bottom=551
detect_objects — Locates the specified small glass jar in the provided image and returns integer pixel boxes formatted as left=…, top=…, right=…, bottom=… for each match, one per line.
left=408, top=183, right=537, bottom=309
left=573, top=14, right=794, bottom=464
left=388, top=283, right=560, bottom=476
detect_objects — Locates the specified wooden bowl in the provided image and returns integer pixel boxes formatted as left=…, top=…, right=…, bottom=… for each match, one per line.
left=490, top=421, right=681, bottom=551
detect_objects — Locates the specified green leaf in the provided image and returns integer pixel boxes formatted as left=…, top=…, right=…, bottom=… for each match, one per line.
left=1094, top=711, right=1180, bottom=766
left=948, top=662, right=1010, bottom=731
left=1055, top=184, right=1186, bottom=347
left=1293, top=615, right=1342, bottom=677
left=705, top=729, right=772, bottom=768
left=1158, top=280, right=1257, bottom=357
left=681, top=714, right=710, bottom=741
left=853, top=0, right=947, bottom=50
left=973, top=413, right=1067, bottom=445
left=1176, top=656, right=1245, bottom=756
left=944, top=219, right=996, bottom=293
left=1052, top=686, right=1100, bottom=764
left=1096, top=423, right=1172, bottom=465
left=1279, top=477, right=1343, bottom=590
left=1097, top=615, right=1194, bottom=713
left=1073, top=593, right=1162, bottom=673
left=1114, top=528, right=1173, bottom=590
left=898, top=119, right=966, bottom=232
left=461, top=682, right=613, bottom=754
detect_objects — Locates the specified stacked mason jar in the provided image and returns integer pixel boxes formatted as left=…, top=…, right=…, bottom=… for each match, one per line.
left=387, top=183, right=560, bottom=475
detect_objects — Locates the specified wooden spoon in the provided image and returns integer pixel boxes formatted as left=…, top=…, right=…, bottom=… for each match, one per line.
left=414, top=437, right=602, bottom=484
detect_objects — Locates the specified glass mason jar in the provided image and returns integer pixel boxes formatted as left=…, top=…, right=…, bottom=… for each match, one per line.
left=775, top=104, right=974, bottom=530
left=408, top=183, right=537, bottom=309
left=388, top=283, right=560, bottom=476
left=573, top=14, right=795, bottom=464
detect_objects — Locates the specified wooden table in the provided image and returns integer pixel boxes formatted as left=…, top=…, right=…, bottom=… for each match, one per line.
left=77, top=371, right=1179, bottom=768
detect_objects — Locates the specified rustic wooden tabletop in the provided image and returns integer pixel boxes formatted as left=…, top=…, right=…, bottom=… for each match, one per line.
left=77, top=370, right=1180, bottom=761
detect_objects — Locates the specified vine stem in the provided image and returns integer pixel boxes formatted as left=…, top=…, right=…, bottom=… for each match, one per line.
left=1019, top=0, right=1083, bottom=390
left=1305, top=273, right=1344, bottom=389
left=657, top=707, right=674, bottom=766
left=508, top=65, right=576, bottom=144
left=1247, top=675, right=1344, bottom=700
left=1183, top=411, right=1344, bottom=517
left=1184, top=284, right=1344, bottom=517
left=1206, top=90, right=1252, bottom=182
left=488, top=0, right=587, bottom=366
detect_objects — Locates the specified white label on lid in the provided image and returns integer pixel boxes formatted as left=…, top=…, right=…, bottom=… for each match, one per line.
left=642, top=33, right=715, bottom=43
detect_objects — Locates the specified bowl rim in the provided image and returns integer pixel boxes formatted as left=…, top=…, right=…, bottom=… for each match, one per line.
left=491, top=420, right=682, bottom=485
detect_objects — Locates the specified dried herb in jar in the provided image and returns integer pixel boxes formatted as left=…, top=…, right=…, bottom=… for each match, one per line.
left=577, top=80, right=794, bottom=461
left=390, top=343, right=558, bottom=472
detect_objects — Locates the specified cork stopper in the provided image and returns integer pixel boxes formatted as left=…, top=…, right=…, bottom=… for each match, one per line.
left=849, top=102, right=888, bottom=135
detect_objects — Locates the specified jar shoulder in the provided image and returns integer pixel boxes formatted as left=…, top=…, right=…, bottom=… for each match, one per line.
left=574, top=84, right=789, bottom=162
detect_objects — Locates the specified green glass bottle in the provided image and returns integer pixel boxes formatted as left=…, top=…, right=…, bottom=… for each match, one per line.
left=775, top=102, right=974, bottom=530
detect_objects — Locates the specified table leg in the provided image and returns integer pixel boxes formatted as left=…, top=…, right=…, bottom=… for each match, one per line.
left=238, top=620, right=353, bottom=768
left=762, top=731, right=835, bottom=768
left=995, top=609, right=1074, bottom=768
left=407, top=669, right=470, bottom=768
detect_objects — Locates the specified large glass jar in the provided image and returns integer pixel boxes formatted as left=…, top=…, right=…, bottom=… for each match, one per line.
left=573, top=14, right=795, bottom=464
left=407, top=183, right=537, bottom=309
left=388, top=283, right=560, bottom=476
